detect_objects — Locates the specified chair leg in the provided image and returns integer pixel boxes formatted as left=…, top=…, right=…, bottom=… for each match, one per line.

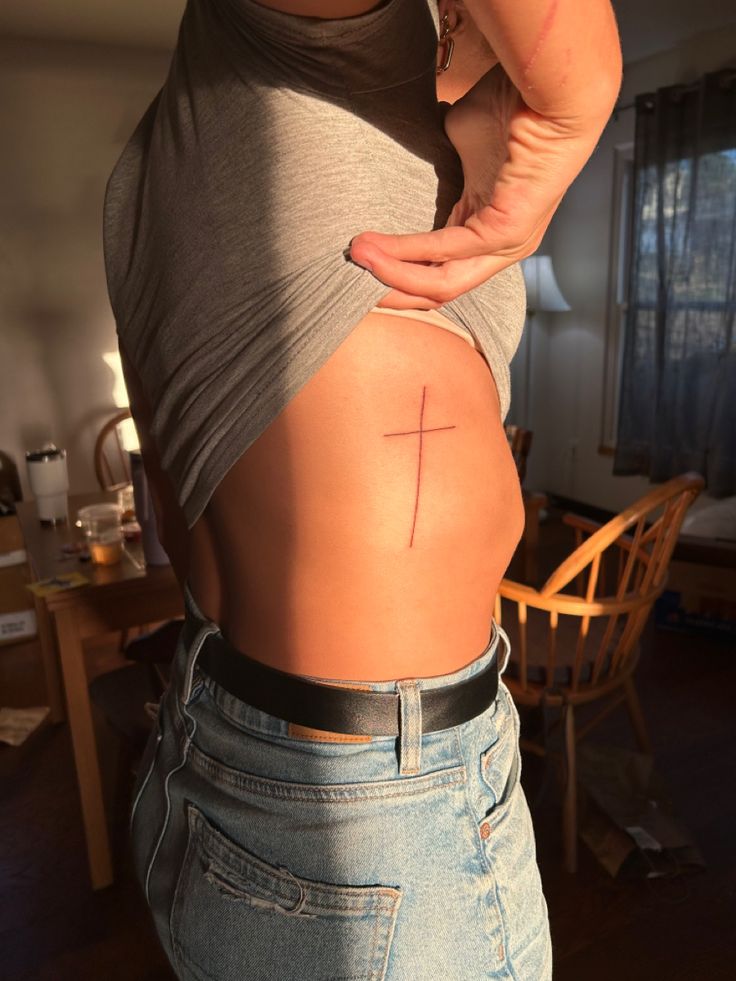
left=624, top=677, right=653, bottom=756
left=563, top=704, right=577, bottom=873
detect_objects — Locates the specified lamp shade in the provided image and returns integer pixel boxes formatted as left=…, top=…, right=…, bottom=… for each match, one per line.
left=521, top=256, right=570, bottom=313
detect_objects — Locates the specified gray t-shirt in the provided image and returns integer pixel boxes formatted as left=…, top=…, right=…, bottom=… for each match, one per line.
left=102, top=0, right=525, bottom=529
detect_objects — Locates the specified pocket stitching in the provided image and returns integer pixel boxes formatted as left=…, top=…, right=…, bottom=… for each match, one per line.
left=186, top=803, right=402, bottom=914
left=188, top=739, right=465, bottom=803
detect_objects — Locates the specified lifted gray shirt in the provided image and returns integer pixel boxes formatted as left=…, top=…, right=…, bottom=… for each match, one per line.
left=102, top=0, right=525, bottom=528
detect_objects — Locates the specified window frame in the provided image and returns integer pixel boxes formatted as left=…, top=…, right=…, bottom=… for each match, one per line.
left=599, top=141, right=634, bottom=455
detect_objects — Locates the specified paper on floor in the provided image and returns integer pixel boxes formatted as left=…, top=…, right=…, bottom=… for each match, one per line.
left=0, top=706, right=50, bottom=746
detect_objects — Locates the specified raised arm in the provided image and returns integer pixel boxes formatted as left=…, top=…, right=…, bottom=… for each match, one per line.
left=461, top=0, right=621, bottom=122
left=350, top=0, right=622, bottom=307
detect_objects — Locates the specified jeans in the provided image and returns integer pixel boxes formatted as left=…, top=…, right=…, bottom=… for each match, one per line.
left=130, top=583, right=552, bottom=980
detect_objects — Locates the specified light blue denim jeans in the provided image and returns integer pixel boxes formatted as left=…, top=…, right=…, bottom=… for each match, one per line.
left=130, top=583, right=552, bottom=980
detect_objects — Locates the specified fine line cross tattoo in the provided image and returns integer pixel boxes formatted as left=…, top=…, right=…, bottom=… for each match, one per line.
left=383, top=386, right=456, bottom=547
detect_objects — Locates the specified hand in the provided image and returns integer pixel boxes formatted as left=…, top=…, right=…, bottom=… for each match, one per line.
left=443, top=65, right=519, bottom=229
left=350, top=71, right=608, bottom=310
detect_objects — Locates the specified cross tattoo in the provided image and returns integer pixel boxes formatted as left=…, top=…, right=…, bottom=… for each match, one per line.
left=383, top=386, right=456, bottom=547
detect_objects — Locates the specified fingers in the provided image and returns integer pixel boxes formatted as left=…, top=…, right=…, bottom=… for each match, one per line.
left=351, top=196, right=542, bottom=276
left=351, top=183, right=560, bottom=301
left=351, top=224, right=488, bottom=265
left=356, top=248, right=506, bottom=304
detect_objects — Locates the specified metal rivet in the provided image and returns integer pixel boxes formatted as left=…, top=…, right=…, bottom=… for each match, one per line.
left=480, top=822, right=491, bottom=840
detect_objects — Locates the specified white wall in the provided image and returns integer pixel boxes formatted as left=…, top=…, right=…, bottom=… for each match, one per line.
left=0, top=37, right=170, bottom=500
left=517, top=24, right=736, bottom=512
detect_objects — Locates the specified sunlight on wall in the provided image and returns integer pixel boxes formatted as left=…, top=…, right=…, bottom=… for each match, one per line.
left=102, top=351, right=139, bottom=452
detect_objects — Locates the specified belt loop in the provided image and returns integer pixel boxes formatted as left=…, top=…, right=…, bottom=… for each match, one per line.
left=495, top=623, right=512, bottom=676
left=181, top=624, right=218, bottom=707
left=396, top=680, right=421, bottom=775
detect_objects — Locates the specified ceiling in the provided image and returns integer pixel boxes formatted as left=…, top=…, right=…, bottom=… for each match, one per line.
left=0, top=0, right=185, bottom=50
left=0, top=0, right=735, bottom=63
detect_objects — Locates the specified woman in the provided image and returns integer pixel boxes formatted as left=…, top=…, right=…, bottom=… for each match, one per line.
left=104, top=0, right=621, bottom=977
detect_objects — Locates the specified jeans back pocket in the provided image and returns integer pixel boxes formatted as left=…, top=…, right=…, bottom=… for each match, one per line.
left=171, top=804, right=402, bottom=981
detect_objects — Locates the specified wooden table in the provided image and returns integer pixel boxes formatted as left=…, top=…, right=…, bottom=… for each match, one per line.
left=16, top=491, right=183, bottom=890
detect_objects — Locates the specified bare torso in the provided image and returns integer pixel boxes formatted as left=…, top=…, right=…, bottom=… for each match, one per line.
left=186, top=311, right=523, bottom=681
left=124, top=0, right=525, bottom=682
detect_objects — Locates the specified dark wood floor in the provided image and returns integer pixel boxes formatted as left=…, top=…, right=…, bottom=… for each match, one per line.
left=2, top=509, right=735, bottom=980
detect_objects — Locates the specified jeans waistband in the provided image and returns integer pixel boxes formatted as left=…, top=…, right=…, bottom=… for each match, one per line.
left=176, top=580, right=511, bottom=774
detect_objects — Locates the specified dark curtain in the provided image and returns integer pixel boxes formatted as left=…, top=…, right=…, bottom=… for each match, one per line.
left=614, top=69, right=736, bottom=495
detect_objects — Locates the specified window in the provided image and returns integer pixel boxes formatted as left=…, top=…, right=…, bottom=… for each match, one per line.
left=601, top=140, right=736, bottom=454
left=612, top=70, right=736, bottom=495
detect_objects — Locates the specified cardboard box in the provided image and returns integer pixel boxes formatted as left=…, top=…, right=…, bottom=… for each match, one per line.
left=654, top=559, right=736, bottom=638
left=0, top=513, right=26, bottom=568
left=0, top=515, right=37, bottom=646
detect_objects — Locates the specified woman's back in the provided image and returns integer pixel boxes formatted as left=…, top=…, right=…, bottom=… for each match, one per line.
left=106, top=0, right=526, bottom=680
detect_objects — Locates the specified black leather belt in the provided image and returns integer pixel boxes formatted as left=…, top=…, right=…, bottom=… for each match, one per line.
left=197, top=633, right=499, bottom=736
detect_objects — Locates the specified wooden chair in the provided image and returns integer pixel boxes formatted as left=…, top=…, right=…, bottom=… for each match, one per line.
left=505, top=424, right=548, bottom=583
left=495, top=472, right=705, bottom=872
left=94, top=408, right=139, bottom=649
left=94, top=408, right=132, bottom=491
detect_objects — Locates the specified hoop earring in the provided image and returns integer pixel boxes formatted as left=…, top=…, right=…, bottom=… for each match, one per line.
left=436, top=13, right=455, bottom=75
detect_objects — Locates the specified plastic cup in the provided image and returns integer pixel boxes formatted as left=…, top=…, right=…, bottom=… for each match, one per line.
left=77, top=503, right=124, bottom=565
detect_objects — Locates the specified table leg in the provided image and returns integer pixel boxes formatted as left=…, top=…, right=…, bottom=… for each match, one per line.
left=34, top=597, right=65, bottom=724
left=54, top=606, right=114, bottom=890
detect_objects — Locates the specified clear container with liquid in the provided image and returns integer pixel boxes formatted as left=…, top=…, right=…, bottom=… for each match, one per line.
left=77, top=503, right=124, bottom=565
